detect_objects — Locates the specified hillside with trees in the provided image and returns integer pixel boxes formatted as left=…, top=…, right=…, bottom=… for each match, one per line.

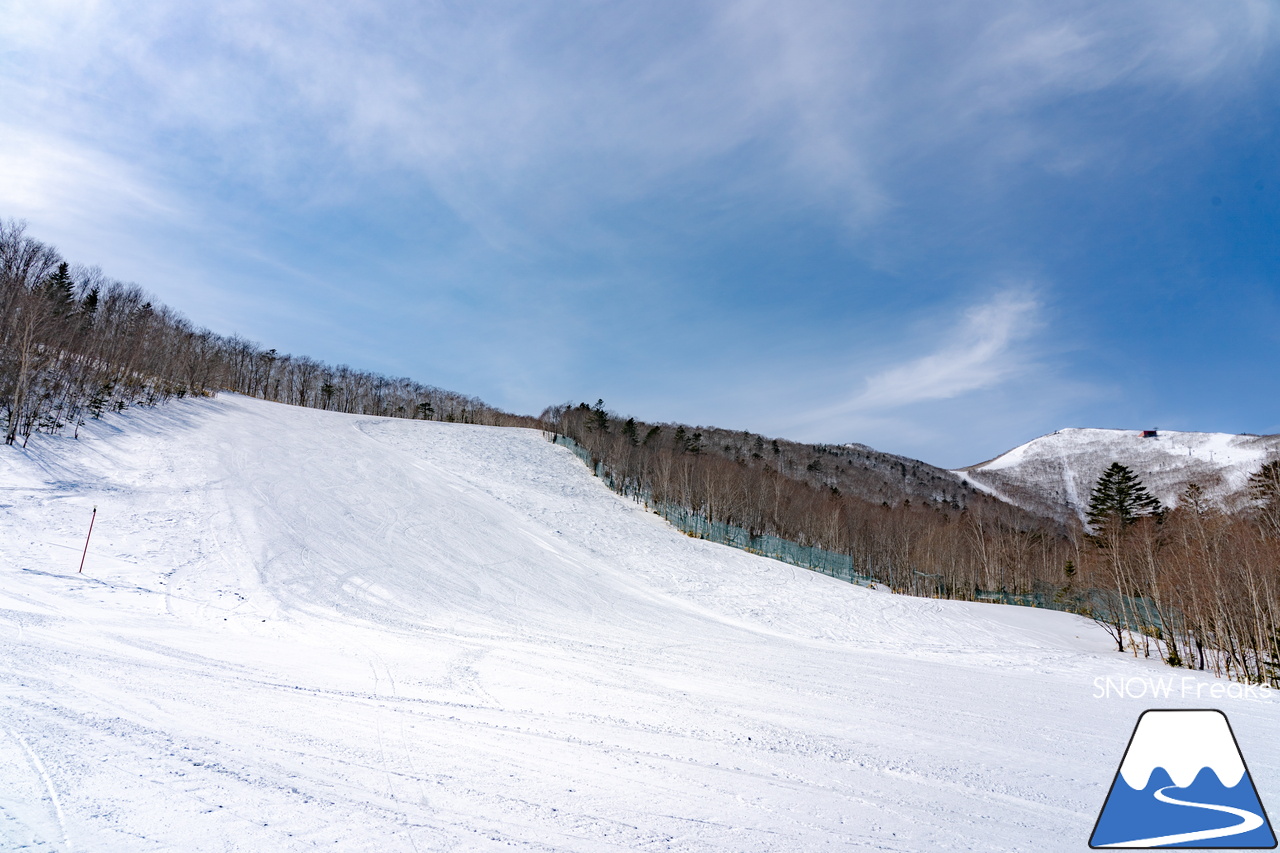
left=545, top=399, right=1076, bottom=599
left=0, top=220, right=534, bottom=447
left=1078, top=463, right=1280, bottom=685
left=549, top=401, right=1280, bottom=686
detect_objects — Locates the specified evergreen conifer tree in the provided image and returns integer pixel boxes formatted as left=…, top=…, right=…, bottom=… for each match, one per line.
left=1086, top=462, right=1163, bottom=535
left=1248, top=459, right=1280, bottom=538
left=44, top=262, right=75, bottom=315
left=589, top=399, right=608, bottom=433
left=81, top=286, right=99, bottom=328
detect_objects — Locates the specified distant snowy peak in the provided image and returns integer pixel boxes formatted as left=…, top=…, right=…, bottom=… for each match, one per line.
left=953, top=428, right=1280, bottom=523
left=977, top=428, right=1271, bottom=474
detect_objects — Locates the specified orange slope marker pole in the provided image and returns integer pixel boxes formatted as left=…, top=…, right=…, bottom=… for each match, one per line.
left=78, top=506, right=97, bottom=574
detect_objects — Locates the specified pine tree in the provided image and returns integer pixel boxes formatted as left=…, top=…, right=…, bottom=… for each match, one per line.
left=80, top=286, right=99, bottom=329
left=589, top=399, right=608, bottom=433
left=88, top=382, right=112, bottom=419
left=1086, top=462, right=1163, bottom=535
left=43, top=262, right=75, bottom=315
left=1248, top=459, right=1280, bottom=538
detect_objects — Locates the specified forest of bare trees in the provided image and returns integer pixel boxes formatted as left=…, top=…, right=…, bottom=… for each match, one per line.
left=547, top=401, right=1280, bottom=687
left=0, top=220, right=534, bottom=446
left=544, top=400, right=1076, bottom=596
left=1078, top=467, right=1280, bottom=686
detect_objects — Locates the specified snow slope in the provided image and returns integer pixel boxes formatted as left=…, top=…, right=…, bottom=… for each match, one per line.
left=955, top=428, right=1280, bottom=523
left=1, top=396, right=1275, bottom=852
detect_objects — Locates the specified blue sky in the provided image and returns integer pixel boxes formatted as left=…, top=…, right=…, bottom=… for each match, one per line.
left=3, top=1, right=1278, bottom=467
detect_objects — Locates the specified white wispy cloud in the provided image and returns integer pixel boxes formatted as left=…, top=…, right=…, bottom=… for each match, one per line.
left=8, top=0, right=1276, bottom=252
left=768, top=287, right=1067, bottom=465
left=785, top=288, right=1043, bottom=438
left=0, top=123, right=183, bottom=228
left=854, top=289, right=1041, bottom=410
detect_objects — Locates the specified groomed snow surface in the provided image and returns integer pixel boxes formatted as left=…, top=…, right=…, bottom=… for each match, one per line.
left=1, top=396, right=1275, bottom=852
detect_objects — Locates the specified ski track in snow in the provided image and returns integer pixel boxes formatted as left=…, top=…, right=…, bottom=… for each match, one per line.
left=0, top=395, right=1275, bottom=851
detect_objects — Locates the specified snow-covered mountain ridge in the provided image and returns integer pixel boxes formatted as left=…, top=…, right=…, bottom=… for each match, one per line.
left=955, top=428, right=1280, bottom=524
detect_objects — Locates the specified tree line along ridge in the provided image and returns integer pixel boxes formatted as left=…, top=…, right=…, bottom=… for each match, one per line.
left=0, top=219, right=538, bottom=448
